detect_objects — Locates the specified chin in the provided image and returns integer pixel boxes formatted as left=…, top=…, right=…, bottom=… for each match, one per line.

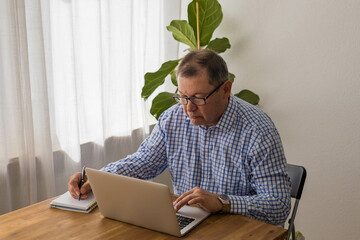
left=190, top=118, right=205, bottom=126
left=190, top=120, right=202, bottom=125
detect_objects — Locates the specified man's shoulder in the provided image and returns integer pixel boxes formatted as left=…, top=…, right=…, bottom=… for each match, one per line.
left=231, top=95, right=275, bottom=131
left=157, top=103, right=187, bottom=127
left=159, top=103, right=184, bottom=118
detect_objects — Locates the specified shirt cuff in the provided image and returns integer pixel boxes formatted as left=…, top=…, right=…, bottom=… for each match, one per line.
left=228, top=195, right=248, bottom=215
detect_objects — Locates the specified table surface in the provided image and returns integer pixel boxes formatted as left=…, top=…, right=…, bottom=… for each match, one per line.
left=0, top=197, right=287, bottom=240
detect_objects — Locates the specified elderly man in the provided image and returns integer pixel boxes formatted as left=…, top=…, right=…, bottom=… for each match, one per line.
left=68, top=49, right=291, bottom=225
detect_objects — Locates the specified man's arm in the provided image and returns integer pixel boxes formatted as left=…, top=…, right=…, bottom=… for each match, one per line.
left=68, top=121, right=168, bottom=199
left=230, top=128, right=291, bottom=225
left=173, top=128, right=291, bottom=226
left=101, top=123, right=168, bottom=179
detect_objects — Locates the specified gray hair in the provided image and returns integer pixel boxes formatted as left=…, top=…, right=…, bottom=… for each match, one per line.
left=176, top=49, right=228, bottom=86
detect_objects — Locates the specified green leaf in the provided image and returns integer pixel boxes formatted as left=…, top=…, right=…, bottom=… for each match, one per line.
left=234, top=89, right=260, bottom=105
left=150, top=92, right=178, bottom=119
left=141, top=59, right=180, bottom=100
left=170, top=69, right=178, bottom=86
left=167, top=20, right=197, bottom=49
left=228, top=72, right=235, bottom=83
left=206, top=38, right=231, bottom=53
left=188, top=0, right=223, bottom=46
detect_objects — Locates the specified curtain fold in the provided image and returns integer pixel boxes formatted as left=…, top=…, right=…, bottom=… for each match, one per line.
left=0, top=0, right=178, bottom=215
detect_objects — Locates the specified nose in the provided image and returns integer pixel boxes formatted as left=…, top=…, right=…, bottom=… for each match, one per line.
left=186, top=100, right=197, bottom=112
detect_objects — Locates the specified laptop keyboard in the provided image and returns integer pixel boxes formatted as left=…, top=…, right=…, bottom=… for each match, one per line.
left=176, top=214, right=195, bottom=230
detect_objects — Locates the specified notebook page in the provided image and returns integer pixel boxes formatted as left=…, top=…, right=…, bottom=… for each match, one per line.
left=50, top=191, right=96, bottom=210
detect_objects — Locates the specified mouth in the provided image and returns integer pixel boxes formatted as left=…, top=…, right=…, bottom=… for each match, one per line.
left=188, top=115, right=201, bottom=119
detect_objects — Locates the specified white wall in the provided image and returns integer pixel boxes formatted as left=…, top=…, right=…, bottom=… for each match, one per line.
left=208, top=1, right=360, bottom=239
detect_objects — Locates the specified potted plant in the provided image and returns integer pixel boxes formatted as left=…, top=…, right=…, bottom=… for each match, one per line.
left=141, top=0, right=259, bottom=119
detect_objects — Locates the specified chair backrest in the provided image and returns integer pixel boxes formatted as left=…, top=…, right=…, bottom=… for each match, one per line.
left=286, top=164, right=307, bottom=240
left=287, top=164, right=306, bottom=200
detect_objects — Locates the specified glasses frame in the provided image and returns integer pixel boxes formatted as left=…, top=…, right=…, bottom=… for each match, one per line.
left=173, top=81, right=226, bottom=106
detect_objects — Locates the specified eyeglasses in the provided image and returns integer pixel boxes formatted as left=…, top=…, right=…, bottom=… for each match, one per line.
left=173, top=81, right=225, bottom=106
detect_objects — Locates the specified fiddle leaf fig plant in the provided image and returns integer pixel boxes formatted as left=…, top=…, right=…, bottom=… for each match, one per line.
left=141, top=0, right=259, bottom=119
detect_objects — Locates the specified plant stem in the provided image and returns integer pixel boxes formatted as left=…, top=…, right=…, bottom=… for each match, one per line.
left=196, top=2, right=200, bottom=49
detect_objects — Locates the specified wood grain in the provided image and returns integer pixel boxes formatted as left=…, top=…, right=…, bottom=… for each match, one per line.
left=0, top=197, right=287, bottom=240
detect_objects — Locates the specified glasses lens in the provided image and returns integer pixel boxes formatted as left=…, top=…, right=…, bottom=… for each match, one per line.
left=174, top=97, right=187, bottom=105
left=173, top=95, right=206, bottom=106
left=179, top=98, right=188, bottom=105
left=189, top=98, right=206, bottom=106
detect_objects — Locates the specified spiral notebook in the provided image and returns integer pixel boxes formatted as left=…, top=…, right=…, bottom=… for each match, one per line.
left=50, top=191, right=97, bottom=213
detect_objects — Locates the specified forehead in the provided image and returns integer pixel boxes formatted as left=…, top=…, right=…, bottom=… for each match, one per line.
left=178, top=77, right=213, bottom=96
left=177, top=69, right=213, bottom=95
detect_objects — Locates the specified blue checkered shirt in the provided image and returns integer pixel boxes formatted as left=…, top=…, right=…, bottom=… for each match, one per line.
left=102, top=95, right=291, bottom=225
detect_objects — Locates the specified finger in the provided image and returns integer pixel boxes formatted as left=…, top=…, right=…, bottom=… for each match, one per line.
left=174, top=186, right=203, bottom=208
left=174, top=193, right=198, bottom=212
left=186, top=196, right=204, bottom=208
left=68, top=178, right=79, bottom=197
left=68, top=172, right=82, bottom=198
left=174, top=200, right=186, bottom=212
left=173, top=192, right=193, bottom=207
left=173, top=187, right=198, bottom=205
left=80, top=193, right=89, bottom=200
left=187, top=196, right=203, bottom=205
left=79, top=181, right=91, bottom=194
left=174, top=192, right=190, bottom=205
left=69, top=191, right=78, bottom=199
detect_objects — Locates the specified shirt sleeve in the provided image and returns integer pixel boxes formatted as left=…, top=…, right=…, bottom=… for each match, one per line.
left=100, top=122, right=168, bottom=180
left=229, top=128, right=291, bottom=225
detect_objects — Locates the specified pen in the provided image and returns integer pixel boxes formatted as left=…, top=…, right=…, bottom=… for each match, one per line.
left=78, top=166, right=85, bottom=201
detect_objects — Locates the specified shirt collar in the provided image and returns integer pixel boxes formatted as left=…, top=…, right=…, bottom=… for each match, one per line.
left=212, top=94, right=237, bottom=132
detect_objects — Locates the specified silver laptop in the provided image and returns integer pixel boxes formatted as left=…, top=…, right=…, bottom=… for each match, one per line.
left=86, top=168, right=210, bottom=237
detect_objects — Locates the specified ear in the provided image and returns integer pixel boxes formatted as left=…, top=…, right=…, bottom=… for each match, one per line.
left=223, top=81, right=232, bottom=98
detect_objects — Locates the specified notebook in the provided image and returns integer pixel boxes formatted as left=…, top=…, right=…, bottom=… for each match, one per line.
left=50, top=191, right=97, bottom=213
left=86, top=167, right=211, bottom=237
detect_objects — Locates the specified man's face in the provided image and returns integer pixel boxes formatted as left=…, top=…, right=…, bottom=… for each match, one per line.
left=177, top=69, right=231, bottom=128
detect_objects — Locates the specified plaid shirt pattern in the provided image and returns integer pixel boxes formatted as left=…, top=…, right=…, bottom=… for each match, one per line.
left=102, top=95, right=291, bottom=225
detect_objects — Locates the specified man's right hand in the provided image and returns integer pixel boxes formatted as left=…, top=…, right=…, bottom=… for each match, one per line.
left=68, top=172, right=92, bottom=200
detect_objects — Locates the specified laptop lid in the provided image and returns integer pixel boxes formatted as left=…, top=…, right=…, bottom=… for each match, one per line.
left=86, top=168, right=210, bottom=237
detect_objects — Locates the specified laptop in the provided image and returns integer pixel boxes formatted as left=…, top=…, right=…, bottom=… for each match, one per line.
left=86, top=168, right=211, bottom=237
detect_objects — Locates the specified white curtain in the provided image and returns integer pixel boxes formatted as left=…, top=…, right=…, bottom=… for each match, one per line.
left=0, top=0, right=179, bottom=214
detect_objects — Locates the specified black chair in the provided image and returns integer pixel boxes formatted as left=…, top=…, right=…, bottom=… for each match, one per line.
left=286, top=164, right=307, bottom=240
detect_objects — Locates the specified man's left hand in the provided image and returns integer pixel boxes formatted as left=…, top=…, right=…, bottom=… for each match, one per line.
left=173, top=187, right=222, bottom=213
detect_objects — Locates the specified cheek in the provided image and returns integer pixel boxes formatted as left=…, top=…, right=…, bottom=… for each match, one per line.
left=197, top=106, right=210, bottom=119
left=182, top=105, right=190, bottom=115
left=201, top=103, right=221, bottom=120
